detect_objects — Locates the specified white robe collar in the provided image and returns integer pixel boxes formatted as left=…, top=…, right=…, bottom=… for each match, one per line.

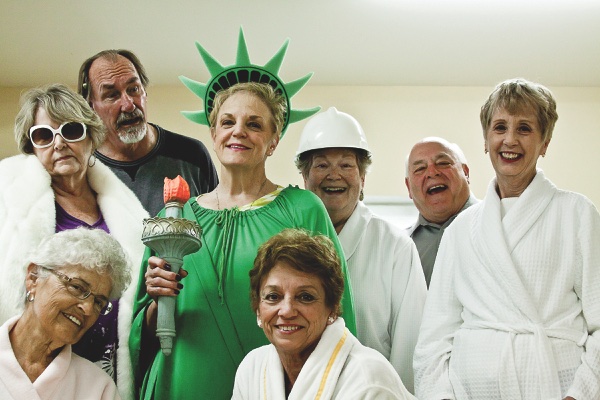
left=259, top=318, right=355, bottom=400
left=468, top=170, right=564, bottom=399
left=0, top=315, right=72, bottom=400
left=337, top=202, right=371, bottom=261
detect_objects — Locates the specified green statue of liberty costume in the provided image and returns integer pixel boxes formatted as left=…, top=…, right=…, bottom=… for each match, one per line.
left=129, top=29, right=356, bottom=400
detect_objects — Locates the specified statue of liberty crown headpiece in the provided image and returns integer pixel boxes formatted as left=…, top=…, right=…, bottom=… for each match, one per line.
left=179, top=27, right=320, bottom=138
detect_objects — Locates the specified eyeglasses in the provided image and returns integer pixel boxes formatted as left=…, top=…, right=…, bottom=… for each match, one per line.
left=28, top=122, right=87, bottom=149
left=42, top=267, right=112, bottom=315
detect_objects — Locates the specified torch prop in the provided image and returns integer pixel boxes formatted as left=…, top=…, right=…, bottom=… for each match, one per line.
left=141, top=176, right=202, bottom=355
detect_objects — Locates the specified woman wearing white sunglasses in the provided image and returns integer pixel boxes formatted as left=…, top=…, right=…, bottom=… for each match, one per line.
left=0, top=83, right=148, bottom=400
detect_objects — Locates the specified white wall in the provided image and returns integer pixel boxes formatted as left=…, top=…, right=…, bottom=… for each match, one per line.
left=2, top=85, right=599, bottom=207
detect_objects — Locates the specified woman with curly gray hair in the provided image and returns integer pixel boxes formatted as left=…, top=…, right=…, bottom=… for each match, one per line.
left=0, top=228, right=130, bottom=399
left=0, top=83, right=148, bottom=400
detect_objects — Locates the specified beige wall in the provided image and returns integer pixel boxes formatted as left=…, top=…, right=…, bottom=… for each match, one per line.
left=2, top=85, right=599, bottom=207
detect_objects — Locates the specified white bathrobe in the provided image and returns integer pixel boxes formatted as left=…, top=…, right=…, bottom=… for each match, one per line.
left=414, top=170, right=600, bottom=400
left=232, top=318, right=415, bottom=400
left=0, top=316, right=120, bottom=400
left=0, top=155, right=148, bottom=400
left=338, top=201, right=426, bottom=393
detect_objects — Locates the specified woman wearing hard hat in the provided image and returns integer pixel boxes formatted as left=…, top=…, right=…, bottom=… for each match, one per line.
left=296, top=107, right=427, bottom=394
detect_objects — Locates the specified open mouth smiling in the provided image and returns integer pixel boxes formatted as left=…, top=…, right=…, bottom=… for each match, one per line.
left=427, top=184, right=447, bottom=195
left=322, top=187, right=346, bottom=194
left=63, top=312, right=82, bottom=327
left=500, top=152, right=522, bottom=161
left=277, top=325, right=301, bottom=332
left=227, top=144, right=249, bottom=150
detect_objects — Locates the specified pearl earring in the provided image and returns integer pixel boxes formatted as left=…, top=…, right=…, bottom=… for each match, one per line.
left=26, top=291, right=35, bottom=302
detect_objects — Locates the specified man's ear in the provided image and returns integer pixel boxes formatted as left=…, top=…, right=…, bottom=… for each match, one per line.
left=405, top=177, right=413, bottom=199
left=462, top=164, right=470, bottom=183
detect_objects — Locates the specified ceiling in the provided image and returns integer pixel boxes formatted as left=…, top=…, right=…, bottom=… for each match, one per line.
left=1, top=0, right=599, bottom=88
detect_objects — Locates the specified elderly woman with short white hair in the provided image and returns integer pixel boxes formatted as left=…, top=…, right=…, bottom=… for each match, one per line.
left=0, top=228, right=131, bottom=399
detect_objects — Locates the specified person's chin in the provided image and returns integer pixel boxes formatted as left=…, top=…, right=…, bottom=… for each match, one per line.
left=118, top=130, right=145, bottom=144
left=52, top=165, right=82, bottom=177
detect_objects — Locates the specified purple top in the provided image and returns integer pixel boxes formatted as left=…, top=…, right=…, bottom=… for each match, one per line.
left=55, top=202, right=119, bottom=381
left=55, top=201, right=110, bottom=233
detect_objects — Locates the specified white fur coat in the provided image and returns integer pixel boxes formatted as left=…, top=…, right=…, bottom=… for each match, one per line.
left=0, top=154, right=148, bottom=400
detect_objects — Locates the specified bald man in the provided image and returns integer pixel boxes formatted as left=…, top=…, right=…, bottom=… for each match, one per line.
left=405, top=137, right=478, bottom=287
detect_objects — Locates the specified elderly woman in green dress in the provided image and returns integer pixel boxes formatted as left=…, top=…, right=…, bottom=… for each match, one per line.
left=130, top=82, right=356, bottom=399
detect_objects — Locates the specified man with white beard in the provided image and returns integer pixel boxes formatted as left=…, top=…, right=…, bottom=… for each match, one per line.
left=78, top=50, right=218, bottom=216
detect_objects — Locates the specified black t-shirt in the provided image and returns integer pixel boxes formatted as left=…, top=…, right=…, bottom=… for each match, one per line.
left=95, top=124, right=219, bottom=216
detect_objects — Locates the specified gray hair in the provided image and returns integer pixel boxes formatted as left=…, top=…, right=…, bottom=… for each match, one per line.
left=296, top=148, right=372, bottom=180
left=404, top=136, right=468, bottom=178
left=28, top=228, right=131, bottom=300
left=480, top=78, right=558, bottom=143
left=14, top=83, right=106, bottom=155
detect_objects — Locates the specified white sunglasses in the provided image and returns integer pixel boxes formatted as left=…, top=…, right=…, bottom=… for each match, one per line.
left=29, top=122, right=87, bottom=149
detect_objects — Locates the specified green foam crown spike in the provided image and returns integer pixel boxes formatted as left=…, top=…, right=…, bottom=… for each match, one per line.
left=179, top=27, right=320, bottom=138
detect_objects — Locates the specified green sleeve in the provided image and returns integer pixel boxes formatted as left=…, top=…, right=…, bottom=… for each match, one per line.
left=128, top=244, right=155, bottom=395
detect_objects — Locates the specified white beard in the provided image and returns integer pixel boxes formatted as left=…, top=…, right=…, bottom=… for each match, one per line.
left=118, top=123, right=147, bottom=144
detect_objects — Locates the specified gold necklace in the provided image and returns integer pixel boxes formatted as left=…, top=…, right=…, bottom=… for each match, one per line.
left=215, top=178, right=268, bottom=210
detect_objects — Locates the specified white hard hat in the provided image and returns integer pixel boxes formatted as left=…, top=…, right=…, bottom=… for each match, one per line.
left=295, top=107, right=370, bottom=159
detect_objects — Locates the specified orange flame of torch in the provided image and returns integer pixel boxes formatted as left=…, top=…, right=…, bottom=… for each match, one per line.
left=163, top=175, right=190, bottom=205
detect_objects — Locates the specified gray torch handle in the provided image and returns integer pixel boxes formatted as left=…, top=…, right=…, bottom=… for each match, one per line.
left=156, top=255, right=183, bottom=356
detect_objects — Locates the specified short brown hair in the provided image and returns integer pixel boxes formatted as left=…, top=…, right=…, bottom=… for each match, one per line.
left=249, top=229, right=344, bottom=315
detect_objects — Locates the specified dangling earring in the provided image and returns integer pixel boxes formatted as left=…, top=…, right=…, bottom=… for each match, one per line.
left=26, top=291, right=35, bottom=302
left=257, top=317, right=263, bottom=328
left=484, top=149, right=488, bottom=154
left=88, top=154, right=97, bottom=167
left=359, top=189, right=364, bottom=201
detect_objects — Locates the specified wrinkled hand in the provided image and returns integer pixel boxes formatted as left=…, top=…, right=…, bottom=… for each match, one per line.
left=144, top=256, right=188, bottom=303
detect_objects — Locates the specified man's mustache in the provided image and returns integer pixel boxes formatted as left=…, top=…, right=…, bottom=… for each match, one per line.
left=116, top=109, right=144, bottom=129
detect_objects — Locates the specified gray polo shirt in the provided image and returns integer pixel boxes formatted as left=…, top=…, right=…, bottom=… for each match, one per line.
left=411, top=194, right=478, bottom=287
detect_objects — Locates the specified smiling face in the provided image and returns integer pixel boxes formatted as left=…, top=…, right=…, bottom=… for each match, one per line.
left=210, top=91, right=279, bottom=170
left=258, top=262, right=333, bottom=363
left=26, top=264, right=112, bottom=347
left=32, top=107, right=93, bottom=181
left=88, top=55, right=148, bottom=144
left=485, top=107, right=549, bottom=198
left=303, top=148, right=363, bottom=230
left=405, top=141, right=471, bottom=224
